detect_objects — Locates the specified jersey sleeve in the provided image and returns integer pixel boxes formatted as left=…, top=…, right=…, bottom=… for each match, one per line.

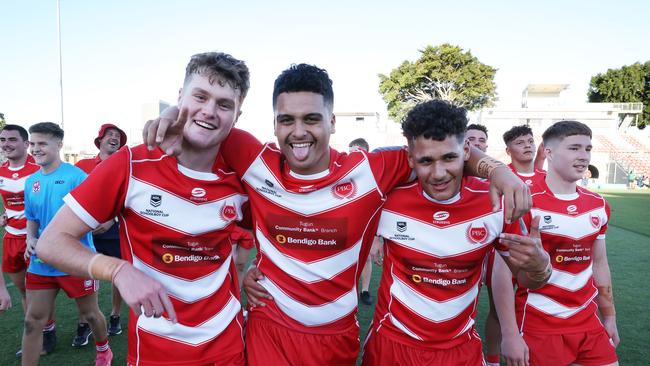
left=219, top=128, right=264, bottom=177
left=495, top=209, right=530, bottom=257
left=230, top=226, right=254, bottom=250
left=75, top=159, right=93, bottom=174
left=597, top=199, right=611, bottom=239
left=63, top=148, right=130, bottom=229
left=369, top=147, right=414, bottom=193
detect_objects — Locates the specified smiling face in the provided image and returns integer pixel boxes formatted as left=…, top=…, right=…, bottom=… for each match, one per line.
left=0, top=129, right=29, bottom=161
left=408, top=135, right=469, bottom=201
left=465, top=129, right=488, bottom=152
left=30, top=132, right=62, bottom=169
left=98, top=128, right=122, bottom=156
left=506, top=133, right=535, bottom=164
left=178, top=72, right=241, bottom=151
left=274, top=91, right=335, bottom=175
left=545, top=134, right=592, bottom=183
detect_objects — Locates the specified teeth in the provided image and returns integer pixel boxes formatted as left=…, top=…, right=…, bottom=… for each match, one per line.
left=195, top=120, right=216, bottom=130
left=291, top=142, right=311, bottom=148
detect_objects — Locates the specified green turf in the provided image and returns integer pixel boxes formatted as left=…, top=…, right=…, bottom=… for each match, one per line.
left=1, top=190, right=649, bottom=365
left=597, top=189, right=650, bottom=236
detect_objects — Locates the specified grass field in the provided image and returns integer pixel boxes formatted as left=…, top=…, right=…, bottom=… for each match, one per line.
left=1, top=189, right=649, bottom=365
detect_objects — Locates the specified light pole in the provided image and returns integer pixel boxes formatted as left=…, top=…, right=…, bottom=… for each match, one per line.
left=57, top=0, right=64, bottom=129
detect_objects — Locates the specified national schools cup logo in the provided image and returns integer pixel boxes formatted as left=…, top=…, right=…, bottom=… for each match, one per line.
left=466, top=223, right=489, bottom=244
left=220, top=204, right=237, bottom=222
left=332, top=180, right=357, bottom=199
left=396, top=221, right=407, bottom=232
left=150, top=194, right=162, bottom=207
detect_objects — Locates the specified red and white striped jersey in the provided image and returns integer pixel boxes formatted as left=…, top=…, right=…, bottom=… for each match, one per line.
left=220, top=128, right=412, bottom=333
left=0, top=156, right=40, bottom=238
left=65, top=145, right=248, bottom=365
left=517, top=180, right=610, bottom=334
left=371, top=177, right=515, bottom=349
left=508, top=163, right=546, bottom=187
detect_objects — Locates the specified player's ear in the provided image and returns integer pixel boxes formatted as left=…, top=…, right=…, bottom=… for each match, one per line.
left=406, top=142, right=415, bottom=169
left=330, top=114, right=336, bottom=134
left=463, top=140, right=471, bottom=162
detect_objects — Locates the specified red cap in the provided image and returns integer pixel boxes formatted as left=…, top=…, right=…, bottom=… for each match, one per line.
left=94, top=123, right=127, bottom=149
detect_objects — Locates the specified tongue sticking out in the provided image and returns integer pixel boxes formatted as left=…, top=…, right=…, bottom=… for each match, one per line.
left=292, top=145, right=310, bottom=160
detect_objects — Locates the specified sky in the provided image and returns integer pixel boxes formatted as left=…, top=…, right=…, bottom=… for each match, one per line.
left=1, top=0, right=648, bottom=152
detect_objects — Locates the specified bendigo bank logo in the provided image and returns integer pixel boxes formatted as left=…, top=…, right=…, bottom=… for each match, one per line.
left=220, top=204, right=237, bottom=222
left=162, top=253, right=174, bottom=264
left=466, top=223, right=489, bottom=244
left=331, top=180, right=357, bottom=199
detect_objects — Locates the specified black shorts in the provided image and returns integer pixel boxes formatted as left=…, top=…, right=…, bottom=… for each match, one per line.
left=93, top=239, right=121, bottom=258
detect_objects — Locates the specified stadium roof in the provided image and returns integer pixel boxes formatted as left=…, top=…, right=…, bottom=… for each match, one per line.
left=524, top=84, right=570, bottom=94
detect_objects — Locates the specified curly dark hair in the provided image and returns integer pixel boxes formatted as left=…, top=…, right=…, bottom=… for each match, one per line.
left=28, top=122, right=64, bottom=140
left=502, top=125, right=533, bottom=145
left=401, top=100, right=467, bottom=143
left=184, top=52, right=250, bottom=98
left=542, top=120, right=592, bottom=144
left=272, top=64, right=334, bottom=110
left=466, top=123, right=488, bottom=138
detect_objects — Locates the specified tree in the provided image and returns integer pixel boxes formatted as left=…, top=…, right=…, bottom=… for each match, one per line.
left=588, top=61, right=650, bottom=129
left=0, top=113, right=5, bottom=131
left=378, top=44, right=498, bottom=123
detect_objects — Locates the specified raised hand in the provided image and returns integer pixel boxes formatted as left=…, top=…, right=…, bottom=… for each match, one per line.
left=143, top=106, right=188, bottom=156
left=489, top=166, right=532, bottom=224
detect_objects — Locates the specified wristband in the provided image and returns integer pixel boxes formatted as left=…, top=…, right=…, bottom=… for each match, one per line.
left=87, top=254, right=127, bottom=281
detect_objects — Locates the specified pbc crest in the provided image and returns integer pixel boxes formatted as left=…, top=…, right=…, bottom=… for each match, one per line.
left=396, top=221, right=407, bottom=232
left=150, top=194, right=162, bottom=207
left=220, top=204, right=237, bottom=222
left=32, top=181, right=41, bottom=193
left=466, top=223, right=489, bottom=244
left=590, top=214, right=601, bottom=229
left=331, top=180, right=357, bottom=199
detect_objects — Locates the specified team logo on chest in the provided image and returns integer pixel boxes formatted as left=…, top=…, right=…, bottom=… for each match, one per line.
left=32, top=181, right=41, bottom=193
left=590, top=214, right=601, bottom=229
left=466, top=222, right=489, bottom=244
left=331, top=180, right=357, bottom=199
left=220, top=204, right=237, bottom=222
left=12, top=173, right=18, bottom=179
left=567, top=205, right=577, bottom=214
left=150, top=194, right=162, bottom=207
left=525, top=179, right=533, bottom=185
